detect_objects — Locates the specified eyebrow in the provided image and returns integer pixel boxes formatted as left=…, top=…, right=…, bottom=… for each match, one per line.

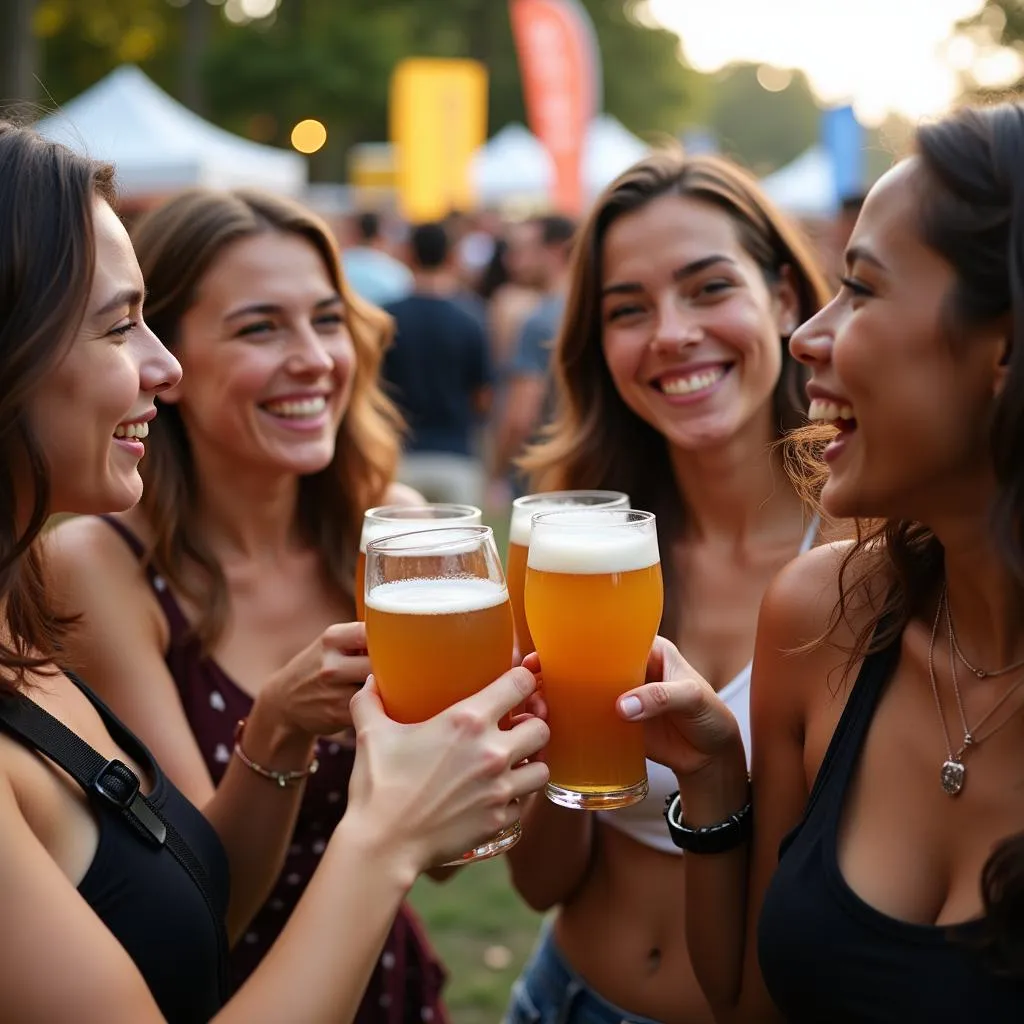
left=224, top=294, right=343, bottom=321
left=95, top=288, right=144, bottom=317
left=845, top=245, right=887, bottom=272
left=601, top=255, right=737, bottom=298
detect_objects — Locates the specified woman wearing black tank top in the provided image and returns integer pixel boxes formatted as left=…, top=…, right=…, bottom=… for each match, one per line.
left=611, top=102, right=1024, bottom=1022
left=0, top=121, right=549, bottom=1022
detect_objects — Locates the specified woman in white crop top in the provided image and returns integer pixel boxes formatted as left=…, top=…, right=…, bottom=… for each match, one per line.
left=505, top=149, right=834, bottom=1024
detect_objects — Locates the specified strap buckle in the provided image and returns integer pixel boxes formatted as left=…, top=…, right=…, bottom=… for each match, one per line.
left=92, top=759, right=167, bottom=847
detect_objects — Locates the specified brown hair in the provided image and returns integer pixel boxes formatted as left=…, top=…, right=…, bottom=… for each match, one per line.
left=0, top=120, right=116, bottom=685
left=130, top=189, right=403, bottom=648
left=521, top=148, right=831, bottom=626
left=787, top=102, right=1024, bottom=975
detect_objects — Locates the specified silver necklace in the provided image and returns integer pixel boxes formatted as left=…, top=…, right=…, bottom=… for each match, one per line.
left=928, top=585, right=1024, bottom=796
left=947, top=597, right=1024, bottom=678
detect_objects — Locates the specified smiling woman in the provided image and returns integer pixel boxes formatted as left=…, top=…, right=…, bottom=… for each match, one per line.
left=44, top=187, right=457, bottom=1021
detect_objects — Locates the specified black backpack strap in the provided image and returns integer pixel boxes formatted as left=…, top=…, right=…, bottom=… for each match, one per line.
left=0, top=690, right=229, bottom=999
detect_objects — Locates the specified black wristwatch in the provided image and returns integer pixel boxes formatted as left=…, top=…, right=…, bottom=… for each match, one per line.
left=664, top=788, right=752, bottom=854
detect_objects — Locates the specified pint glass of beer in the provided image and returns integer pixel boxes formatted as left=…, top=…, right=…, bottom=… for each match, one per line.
left=356, top=504, right=481, bottom=619
left=364, top=526, right=518, bottom=863
left=525, top=509, right=662, bottom=810
left=507, top=491, right=629, bottom=658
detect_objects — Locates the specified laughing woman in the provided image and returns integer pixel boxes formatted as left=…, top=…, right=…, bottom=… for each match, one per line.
left=46, top=189, right=452, bottom=1021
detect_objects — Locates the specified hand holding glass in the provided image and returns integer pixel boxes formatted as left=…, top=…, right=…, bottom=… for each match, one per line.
left=525, top=509, right=663, bottom=810
left=363, top=526, right=519, bottom=863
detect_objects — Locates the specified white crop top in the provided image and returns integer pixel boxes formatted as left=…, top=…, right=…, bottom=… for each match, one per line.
left=598, top=516, right=820, bottom=856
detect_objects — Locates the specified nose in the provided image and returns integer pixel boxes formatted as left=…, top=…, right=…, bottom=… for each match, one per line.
left=139, top=322, right=182, bottom=394
left=649, top=294, right=703, bottom=355
left=788, top=304, right=834, bottom=370
left=286, top=322, right=335, bottom=375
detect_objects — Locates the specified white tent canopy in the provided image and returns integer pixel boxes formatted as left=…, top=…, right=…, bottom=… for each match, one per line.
left=760, top=145, right=838, bottom=219
left=583, top=114, right=649, bottom=199
left=471, top=122, right=555, bottom=207
left=36, top=65, right=307, bottom=197
left=471, top=116, right=650, bottom=208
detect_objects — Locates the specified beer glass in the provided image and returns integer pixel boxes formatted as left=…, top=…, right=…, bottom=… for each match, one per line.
left=364, top=526, right=518, bottom=863
left=525, top=509, right=662, bottom=810
left=507, top=491, right=629, bottom=657
left=355, top=504, right=481, bottom=619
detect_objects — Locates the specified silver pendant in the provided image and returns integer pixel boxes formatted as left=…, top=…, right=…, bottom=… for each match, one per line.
left=941, top=759, right=966, bottom=796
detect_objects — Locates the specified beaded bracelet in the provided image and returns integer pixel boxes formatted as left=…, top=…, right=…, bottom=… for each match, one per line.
left=232, top=718, right=320, bottom=788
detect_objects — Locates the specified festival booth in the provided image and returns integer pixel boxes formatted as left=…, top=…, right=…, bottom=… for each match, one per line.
left=582, top=114, right=649, bottom=201
left=470, top=122, right=555, bottom=210
left=36, top=65, right=307, bottom=209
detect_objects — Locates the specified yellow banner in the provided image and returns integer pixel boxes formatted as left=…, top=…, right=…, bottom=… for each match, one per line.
left=389, top=58, right=488, bottom=222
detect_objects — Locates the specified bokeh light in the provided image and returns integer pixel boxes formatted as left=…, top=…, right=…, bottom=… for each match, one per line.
left=291, top=119, right=328, bottom=154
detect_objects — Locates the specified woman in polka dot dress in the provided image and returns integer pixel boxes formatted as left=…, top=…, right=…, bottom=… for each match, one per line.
left=48, top=188, right=451, bottom=1022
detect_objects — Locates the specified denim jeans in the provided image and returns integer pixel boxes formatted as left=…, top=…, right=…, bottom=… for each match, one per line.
left=505, top=923, right=666, bottom=1024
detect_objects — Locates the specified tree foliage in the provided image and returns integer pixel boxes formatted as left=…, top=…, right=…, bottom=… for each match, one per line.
left=20, top=0, right=703, bottom=180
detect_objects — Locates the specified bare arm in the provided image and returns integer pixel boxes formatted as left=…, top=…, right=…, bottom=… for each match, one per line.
left=44, top=518, right=359, bottom=942
left=0, top=668, right=550, bottom=1023
left=619, top=544, right=852, bottom=1022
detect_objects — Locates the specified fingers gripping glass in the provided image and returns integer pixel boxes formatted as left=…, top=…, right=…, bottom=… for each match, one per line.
left=364, top=526, right=519, bottom=864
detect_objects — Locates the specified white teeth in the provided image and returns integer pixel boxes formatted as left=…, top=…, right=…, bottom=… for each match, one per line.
left=263, top=396, right=328, bottom=419
left=113, top=421, right=149, bottom=439
left=808, top=399, right=855, bottom=423
left=660, top=366, right=726, bottom=396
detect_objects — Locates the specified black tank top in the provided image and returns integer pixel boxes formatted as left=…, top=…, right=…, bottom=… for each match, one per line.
left=0, top=675, right=230, bottom=1023
left=757, top=630, right=1024, bottom=1021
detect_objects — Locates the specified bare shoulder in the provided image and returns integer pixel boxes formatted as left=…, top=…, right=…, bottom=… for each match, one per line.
left=45, top=512, right=150, bottom=596
left=382, top=481, right=426, bottom=507
left=44, top=512, right=166, bottom=649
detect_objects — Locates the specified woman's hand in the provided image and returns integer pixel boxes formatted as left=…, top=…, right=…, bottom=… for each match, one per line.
left=617, top=637, right=744, bottom=780
left=343, top=667, right=550, bottom=871
left=257, top=622, right=370, bottom=741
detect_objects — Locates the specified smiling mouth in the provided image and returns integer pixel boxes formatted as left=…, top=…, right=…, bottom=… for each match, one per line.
left=113, top=421, right=149, bottom=439
left=260, top=395, right=329, bottom=420
left=808, top=398, right=858, bottom=432
left=654, top=364, right=731, bottom=397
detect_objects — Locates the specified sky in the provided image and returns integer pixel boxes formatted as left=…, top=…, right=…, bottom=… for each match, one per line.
left=646, top=0, right=1022, bottom=125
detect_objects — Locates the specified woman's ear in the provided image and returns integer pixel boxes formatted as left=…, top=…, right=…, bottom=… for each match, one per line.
left=990, top=316, right=1013, bottom=397
left=773, top=264, right=800, bottom=338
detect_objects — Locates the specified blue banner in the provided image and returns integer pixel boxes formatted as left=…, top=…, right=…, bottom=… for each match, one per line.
left=821, top=104, right=865, bottom=204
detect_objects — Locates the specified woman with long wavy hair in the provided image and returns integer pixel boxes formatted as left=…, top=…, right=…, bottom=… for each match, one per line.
left=0, top=117, right=548, bottom=1023
left=504, top=149, right=832, bottom=1023
left=47, top=189, right=453, bottom=1020
left=618, top=102, right=1024, bottom=1020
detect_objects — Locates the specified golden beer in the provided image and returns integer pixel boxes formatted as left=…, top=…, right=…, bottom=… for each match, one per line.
left=365, top=578, right=513, bottom=723
left=364, top=525, right=518, bottom=863
left=525, top=510, right=662, bottom=809
left=507, top=491, right=629, bottom=657
left=356, top=504, right=481, bottom=619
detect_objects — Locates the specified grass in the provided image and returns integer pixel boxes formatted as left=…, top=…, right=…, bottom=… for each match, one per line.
left=405, top=506, right=543, bottom=1024
left=409, top=858, right=544, bottom=1024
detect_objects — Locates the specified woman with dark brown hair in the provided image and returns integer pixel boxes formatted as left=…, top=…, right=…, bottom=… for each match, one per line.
left=45, top=187, right=463, bottom=1019
left=0, top=118, right=548, bottom=1022
left=617, top=102, right=1024, bottom=1020
left=505, top=149, right=831, bottom=1023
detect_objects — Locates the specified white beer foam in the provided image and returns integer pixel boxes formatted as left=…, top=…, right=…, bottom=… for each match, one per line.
left=360, top=514, right=481, bottom=552
left=527, top=517, right=659, bottom=575
left=509, top=496, right=630, bottom=547
left=366, top=576, right=509, bottom=615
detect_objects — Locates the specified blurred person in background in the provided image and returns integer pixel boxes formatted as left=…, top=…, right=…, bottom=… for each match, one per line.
left=341, top=210, right=413, bottom=308
left=505, top=149, right=831, bottom=1024
left=491, top=214, right=576, bottom=499
left=382, top=221, right=493, bottom=506
left=46, top=188, right=460, bottom=1023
